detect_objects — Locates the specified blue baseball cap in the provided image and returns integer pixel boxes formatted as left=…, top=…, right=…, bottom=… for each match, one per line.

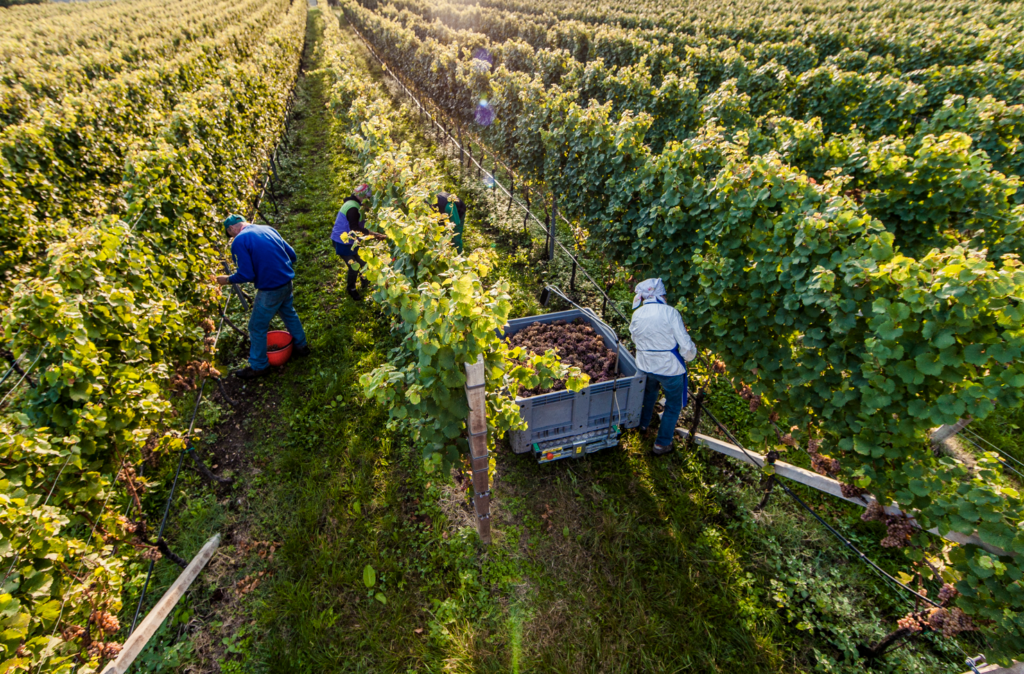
left=222, top=214, right=246, bottom=236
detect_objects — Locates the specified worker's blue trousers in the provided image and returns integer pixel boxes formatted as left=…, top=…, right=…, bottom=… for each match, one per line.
left=248, top=281, right=307, bottom=371
left=639, top=371, right=688, bottom=448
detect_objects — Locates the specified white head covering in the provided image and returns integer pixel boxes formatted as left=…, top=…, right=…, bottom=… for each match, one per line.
left=632, top=278, right=667, bottom=310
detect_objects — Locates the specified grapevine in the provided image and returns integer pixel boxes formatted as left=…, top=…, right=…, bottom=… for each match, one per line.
left=344, top=0, right=1024, bottom=656
left=0, top=0, right=305, bottom=669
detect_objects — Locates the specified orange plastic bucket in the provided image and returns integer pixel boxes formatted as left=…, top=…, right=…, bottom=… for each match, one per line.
left=266, top=330, right=294, bottom=366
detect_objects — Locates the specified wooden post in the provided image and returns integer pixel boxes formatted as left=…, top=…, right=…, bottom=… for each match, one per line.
left=464, top=355, right=491, bottom=544
left=101, top=534, right=221, bottom=674
left=547, top=194, right=557, bottom=261
left=930, top=417, right=972, bottom=445
left=930, top=416, right=977, bottom=468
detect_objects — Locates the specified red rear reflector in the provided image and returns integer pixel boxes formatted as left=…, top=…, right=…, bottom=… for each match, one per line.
left=545, top=453, right=554, bottom=460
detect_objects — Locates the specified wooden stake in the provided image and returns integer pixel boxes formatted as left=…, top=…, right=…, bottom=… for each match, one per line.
left=101, top=534, right=221, bottom=674
left=930, top=417, right=972, bottom=445
left=464, top=355, right=491, bottom=544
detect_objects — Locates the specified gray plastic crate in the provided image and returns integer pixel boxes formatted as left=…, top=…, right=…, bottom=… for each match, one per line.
left=501, top=309, right=646, bottom=458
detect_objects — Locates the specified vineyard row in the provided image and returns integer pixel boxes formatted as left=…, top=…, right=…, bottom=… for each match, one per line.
left=0, top=1, right=306, bottom=670
left=342, top=0, right=1024, bottom=656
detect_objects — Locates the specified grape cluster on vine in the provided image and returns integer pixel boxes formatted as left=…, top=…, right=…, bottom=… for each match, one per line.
left=170, top=359, right=222, bottom=393
left=899, top=606, right=976, bottom=638
left=861, top=502, right=915, bottom=548
left=802, top=436, right=841, bottom=478
left=86, top=641, right=122, bottom=659
left=810, top=452, right=841, bottom=478
left=61, top=625, right=85, bottom=642
left=89, top=610, right=120, bottom=634
left=840, top=483, right=869, bottom=499
left=141, top=547, right=162, bottom=561
left=895, top=583, right=974, bottom=641
left=737, top=384, right=761, bottom=412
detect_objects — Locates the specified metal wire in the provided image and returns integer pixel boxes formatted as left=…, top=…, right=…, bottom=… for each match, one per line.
left=0, top=328, right=27, bottom=387
left=962, top=427, right=1024, bottom=471
left=0, top=349, right=43, bottom=407
left=961, top=435, right=1024, bottom=480
left=129, top=289, right=232, bottom=634
left=0, top=353, right=24, bottom=389
left=1, top=450, right=76, bottom=586
left=698, top=404, right=939, bottom=608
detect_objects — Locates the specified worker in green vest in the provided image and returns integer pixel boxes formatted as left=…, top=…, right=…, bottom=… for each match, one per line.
left=332, top=183, right=385, bottom=300
left=434, top=192, right=466, bottom=253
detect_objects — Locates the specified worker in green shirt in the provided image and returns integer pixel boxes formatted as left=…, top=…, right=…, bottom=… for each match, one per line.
left=434, top=192, right=466, bottom=253
left=332, top=183, right=385, bottom=300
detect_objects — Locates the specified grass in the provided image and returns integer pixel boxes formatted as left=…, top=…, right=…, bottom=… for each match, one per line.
left=128, top=10, right=980, bottom=673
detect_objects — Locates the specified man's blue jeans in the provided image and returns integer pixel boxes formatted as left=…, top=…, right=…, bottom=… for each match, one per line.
left=248, top=281, right=307, bottom=371
left=639, top=371, right=688, bottom=448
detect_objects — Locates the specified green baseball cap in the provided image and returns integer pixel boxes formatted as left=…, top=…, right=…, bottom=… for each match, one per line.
left=222, top=214, right=246, bottom=236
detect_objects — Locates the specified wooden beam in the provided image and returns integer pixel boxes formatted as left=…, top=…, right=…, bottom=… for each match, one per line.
left=677, top=429, right=1010, bottom=557
left=101, top=533, right=221, bottom=674
left=931, top=417, right=972, bottom=445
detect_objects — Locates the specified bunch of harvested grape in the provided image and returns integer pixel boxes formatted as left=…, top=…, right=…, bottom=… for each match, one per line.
left=508, top=318, right=617, bottom=395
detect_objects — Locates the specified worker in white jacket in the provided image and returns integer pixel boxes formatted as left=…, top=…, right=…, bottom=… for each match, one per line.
left=629, top=278, right=697, bottom=455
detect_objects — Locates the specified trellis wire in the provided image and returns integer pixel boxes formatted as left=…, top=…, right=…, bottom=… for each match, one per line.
left=962, top=427, right=1024, bottom=470
left=38, top=453, right=131, bottom=674
left=1, top=450, right=77, bottom=586
left=346, top=21, right=631, bottom=328
left=0, top=354, right=23, bottom=388
left=697, top=403, right=939, bottom=609
left=0, top=349, right=43, bottom=408
left=960, top=434, right=1024, bottom=480
left=128, top=287, right=233, bottom=634
left=0, top=328, right=27, bottom=387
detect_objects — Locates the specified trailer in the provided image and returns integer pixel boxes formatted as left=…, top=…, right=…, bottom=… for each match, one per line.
left=501, top=308, right=646, bottom=463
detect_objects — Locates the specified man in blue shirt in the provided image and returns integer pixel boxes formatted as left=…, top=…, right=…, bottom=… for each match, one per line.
left=213, top=214, right=310, bottom=379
